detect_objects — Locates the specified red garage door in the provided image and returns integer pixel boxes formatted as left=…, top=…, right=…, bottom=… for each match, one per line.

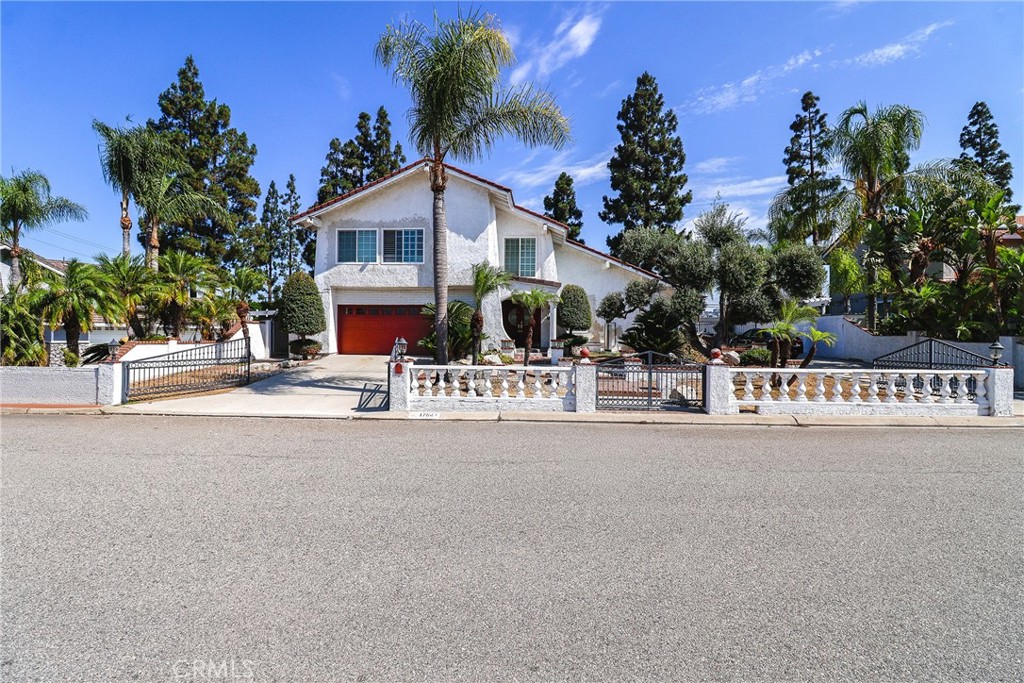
left=336, top=305, right=434, bottom=355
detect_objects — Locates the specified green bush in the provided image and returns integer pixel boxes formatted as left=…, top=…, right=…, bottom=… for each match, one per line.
left=418, top=301, right=475, bottom=360
left=61, top=347, right=81, bottom=367
left=618, top=297, right=685, bottom=355
left=280, top=272, right=326, bottom=338
left=739, top=348, right=772, bottom=367
left=557, top=334, right=589, bottom=355
left=289, top=338, right=322, bottom=358
left=558, top=284, right=592, bottom=332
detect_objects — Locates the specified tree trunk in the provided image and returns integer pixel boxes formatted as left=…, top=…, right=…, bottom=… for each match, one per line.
left=715, top=291, right=728, bottom=348
left=865, top=264, right=877, bottom=332
left=147, top=218, right=160, bottom=271
left=470, top=308, right=484, bottom=364
left=843, top=294, right=851, bottom=315
left=799, top=342, right=817, bottom=369
left=236, top=301, right=251, bottom=339
left=523, top=313, right=535, bottom=367
left=9, top=224, right=22, bottom=291
left=120, top=191, right=132, bottom=257
left=128, top=311, right=146, bottom=340
left=430, top=160, right=449, bottom=365
left=64, top=317, right=82, bottom=358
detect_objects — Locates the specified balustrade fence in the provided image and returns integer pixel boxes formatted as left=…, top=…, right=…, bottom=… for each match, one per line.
left=391, top=363, right=587, bottom=412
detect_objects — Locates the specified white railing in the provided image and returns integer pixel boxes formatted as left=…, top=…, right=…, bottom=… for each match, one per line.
left=410, top=365, right=573, bottom=400
left=727, top=367, right=991, bottom=415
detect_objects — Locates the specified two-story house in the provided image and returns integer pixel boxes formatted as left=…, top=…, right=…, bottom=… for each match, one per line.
left=290, top=160, right=660, bottom=356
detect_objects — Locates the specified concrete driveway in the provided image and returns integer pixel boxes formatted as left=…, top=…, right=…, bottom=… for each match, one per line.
left=112, top=354, right=390, bottom=418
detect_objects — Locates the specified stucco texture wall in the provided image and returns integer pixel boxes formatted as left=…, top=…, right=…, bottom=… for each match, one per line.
left=0, top=365, right=118, bottom=405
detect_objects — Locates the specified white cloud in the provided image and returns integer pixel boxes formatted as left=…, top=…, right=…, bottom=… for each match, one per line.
left=694, top=175, right=787, bottom=202
left=331, top=74, right=351, bottom=101
left=849, top=20, right=953, bottom=67
left=498, top=149, right=611, bottom=192
left=510, top=9, right=604, bottom=86
left=693, top=156, right=742, bottom=174
left=682, top=49, right=823, bottom=114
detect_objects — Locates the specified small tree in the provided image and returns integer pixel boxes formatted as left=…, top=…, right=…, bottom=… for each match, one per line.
left=543, top=172, right=584, bottom=241
left=280, top=272, right=326, bottom=353
left=34, top=260, right=117, bottom=358
left=829, top=247, right=864, bottom=315
left=470, top=262, right=512, bottom=363
left=509, top=288, right=559, bottom=366
left=557, top=284, right=592, bottom=335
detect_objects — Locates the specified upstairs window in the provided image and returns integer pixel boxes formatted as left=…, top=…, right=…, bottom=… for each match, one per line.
left=383, top=229, right=424, bottom=263
left=337, top=230, right=377, bottom=263
left=504, top=238, right=537, bottom=277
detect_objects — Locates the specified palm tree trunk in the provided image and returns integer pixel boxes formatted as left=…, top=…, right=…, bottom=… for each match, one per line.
left=523, top=314, right=535, bottom=367
left=430, top=160, right=449, bottom=365
left=147, top=218, right=160, bottom=271
left=65, top=317, right=82, bottom=358
left=471, top=308, right=483, bottom=364
left=128, top=311, right=146, bottom=340
left=799, top=342, right=817, bottom=369
left=120, top=191, right=132, bottom=257
left=865, top=265, right=877, bottom=332
left=9, top=224, right=22, bottom=291
left=843, top=294, right=851, bottom=315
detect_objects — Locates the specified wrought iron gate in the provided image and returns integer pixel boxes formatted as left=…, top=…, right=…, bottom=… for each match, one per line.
left=595, top=351, right=704, bottom=411
left=873, top=337, right=1004, bottom=397
left=122, top=337, right=252, bottom=402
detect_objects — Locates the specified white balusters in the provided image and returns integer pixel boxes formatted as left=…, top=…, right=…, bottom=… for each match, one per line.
left=938, top=372, right=952, bottom=404
left=953, top=372, right=968, bottom=405
left=830, top=371, right=845, bottom=402
left=974, top=372, right=988, bottom=408
left=812, top=373, right=826, bottom=402
left=793, top=374, right=807, bottom=402
left=499, top=370, right=509, bottom=398
left=866, top=372, right=880, bottom=403
left=742, top=373, right=755, bottom=401
left=883, top=374, right=897, bottom=403
left=515, top=371, right=526, bottom=398
left=901, top=373, right=917, bottom=403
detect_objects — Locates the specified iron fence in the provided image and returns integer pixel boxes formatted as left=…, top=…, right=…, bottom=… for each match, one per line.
left=122, top=337, right=251, bottom=402
left=873, top=338, right=1003, bottom=397
left=596, top=351, right=703, bottom=411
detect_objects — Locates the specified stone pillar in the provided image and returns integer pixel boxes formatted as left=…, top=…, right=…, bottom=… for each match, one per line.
left=704, top=363, right=738, bottom=415
left=574, top=363, right=596, bottom=412
left=388, top=361, right=410, bottom=411
left=986, top=367, right=1014, bottom=417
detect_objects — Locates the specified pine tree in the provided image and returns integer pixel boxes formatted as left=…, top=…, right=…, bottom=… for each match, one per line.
left=543, top=172, right=584, bottom=242
left=600, top=72, right=691, bottom=256
left=278, top=175, right=309, bottom=276
left=773, top=91, right=842, bottom=246
left=257, top=180, right=287, bottom=302
left=148, top=55, right=260, bottom=265
left=316, top=107, right=406, bottom=205
left=958, top=101, right=1014, bottom=201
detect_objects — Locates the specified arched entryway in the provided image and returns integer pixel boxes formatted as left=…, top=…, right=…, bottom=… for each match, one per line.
left=501, top=299, right=543, bottom=351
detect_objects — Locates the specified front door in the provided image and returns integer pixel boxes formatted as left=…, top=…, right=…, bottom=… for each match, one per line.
left=501, top=300, right=543, bottom=350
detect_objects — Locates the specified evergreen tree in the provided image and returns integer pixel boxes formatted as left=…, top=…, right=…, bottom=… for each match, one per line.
left=148, top=55, right=260, bottom=265
left=317, top=107, right=406, bottom=205
left=543, top=172, right=584, bottom=242
left=770, top=91, right=842, bottom=246
left=600, top=72, right=691, bottom=256
left=256, top=180, right=287, bottom=302
left=958, top=101, right=1014, bottom=201
left=278, top=175, right=309, bottom=276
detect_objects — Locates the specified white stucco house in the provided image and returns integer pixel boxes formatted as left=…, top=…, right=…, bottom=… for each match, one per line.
left=290, top=159, right=661, bottom=356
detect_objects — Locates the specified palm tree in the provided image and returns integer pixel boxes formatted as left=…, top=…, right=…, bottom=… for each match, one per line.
left=92, top=120, right=170, bottom=257
left=0, top=292, right=47, bottom=366
left=0, top=170, right=87, bottom=291
left=226, top=267, right=267, bottom=340
left=829, top=102, right=925, bottom=331
left=134, top=158, right=231, bottom=271
left=95, top=253, right=153, bottom=339
left=965, top=190, right=1015, bottom=330
left=763, top=299, right=819, bottom=369
left=376, top=10, right=570, bottom=363
left=509, top=288, right=559, bottom=367
left=153, top=251, right=218, bottom=338
left=798, top=328, right=837, bottom=368
left=470, top=262, right=512, bottom=363
left=33, top=260, right=116, bottom=358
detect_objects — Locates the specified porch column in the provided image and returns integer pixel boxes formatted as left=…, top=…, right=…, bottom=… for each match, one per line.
left=548, top=305, right=558, bottom=345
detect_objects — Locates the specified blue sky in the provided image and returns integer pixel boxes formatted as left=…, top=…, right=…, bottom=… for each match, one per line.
left=3, top=1, right=1022, bottom=261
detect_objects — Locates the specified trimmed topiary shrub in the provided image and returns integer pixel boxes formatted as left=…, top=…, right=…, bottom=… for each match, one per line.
left=62, top=347, right=81, bottom=367
left=558, top=284, right=592, bottom=333
left=289, top=338, right=322, bottom=359
left=281, top=272, right=326, bottom=340
left=739, top=348, right=772, bottom=366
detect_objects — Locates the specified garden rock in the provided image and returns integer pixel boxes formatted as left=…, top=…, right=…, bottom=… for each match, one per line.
left=722, top=350, right=741, bottom=366
left=670, top=384, right=699, bottom=402
left=481, top=354, right=504, bottom=366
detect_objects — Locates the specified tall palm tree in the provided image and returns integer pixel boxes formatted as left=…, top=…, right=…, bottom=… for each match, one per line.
left=829, top=102, right=925, bottom=331
left=0, top=170, right=87, bottom=291
left=509, top=288, right=559, bottom=367
left=134, top=158, right=231, bottom=271
left=33, top=260, right=116, bottom=358
left=92, top=120, right=169, bottom=257
left=153, top=251, right=218, bottom=338
left=470, top=261, right=511, bottom=363
left=95, top=253, right=154, bottom=339
left=376, top=10, right=570, bottom=363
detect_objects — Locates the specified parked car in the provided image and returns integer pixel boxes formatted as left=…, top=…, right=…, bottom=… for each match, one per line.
left=729, top=328, right=804, bottom=357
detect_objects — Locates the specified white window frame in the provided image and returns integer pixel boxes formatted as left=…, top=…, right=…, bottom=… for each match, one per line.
left=336, top=229, right=377, bottom=264
left=503, top=237, right=537, bottom=277
left=382, top=228, right=425, bottom=265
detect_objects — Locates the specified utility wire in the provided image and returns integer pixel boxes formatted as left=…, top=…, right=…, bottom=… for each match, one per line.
left=20, top=236, right=93, bottom=260
left=40, top=226, right=117, bottom=252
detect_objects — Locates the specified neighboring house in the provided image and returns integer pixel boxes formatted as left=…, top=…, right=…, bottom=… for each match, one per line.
left=0, top=243, right=67, bottom=294
left=290, top=160, right=661, bottom=356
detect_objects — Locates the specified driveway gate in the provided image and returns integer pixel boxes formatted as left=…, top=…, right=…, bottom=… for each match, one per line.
left=873, top=337, right=1006, bottom=397
left=122, top=337, right=252, bottom=402
left=595, top=351, right=704, bottom=411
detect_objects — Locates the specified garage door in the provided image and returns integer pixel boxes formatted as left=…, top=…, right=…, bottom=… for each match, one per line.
left=336, top=305, right=434, bottom=355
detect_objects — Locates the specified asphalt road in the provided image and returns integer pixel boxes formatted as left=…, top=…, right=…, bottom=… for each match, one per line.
left=2, top=415, right=1022, bottom=682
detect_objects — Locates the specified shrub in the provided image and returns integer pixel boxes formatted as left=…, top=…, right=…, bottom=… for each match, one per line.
left=558, top=284, right=592, bottom=332
left=418, top=301, right=475, bottom=360
left=280, top=272, right=326, bottom=339
left=289, top=338, right=322, bottom=359
left=61, top=347, right=81, bottom=367
left=739, top=348, right=772, bottom=366
left=557, top=333, right=589, bottom=355
left=618, top=297, right=685, bottom=355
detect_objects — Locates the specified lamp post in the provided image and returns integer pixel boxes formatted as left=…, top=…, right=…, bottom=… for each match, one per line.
left=394, top=337, right=408, bottom=360
left=989, top=340, right=1004, bottom=365
left=107, top=337, right=121, bottom=361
